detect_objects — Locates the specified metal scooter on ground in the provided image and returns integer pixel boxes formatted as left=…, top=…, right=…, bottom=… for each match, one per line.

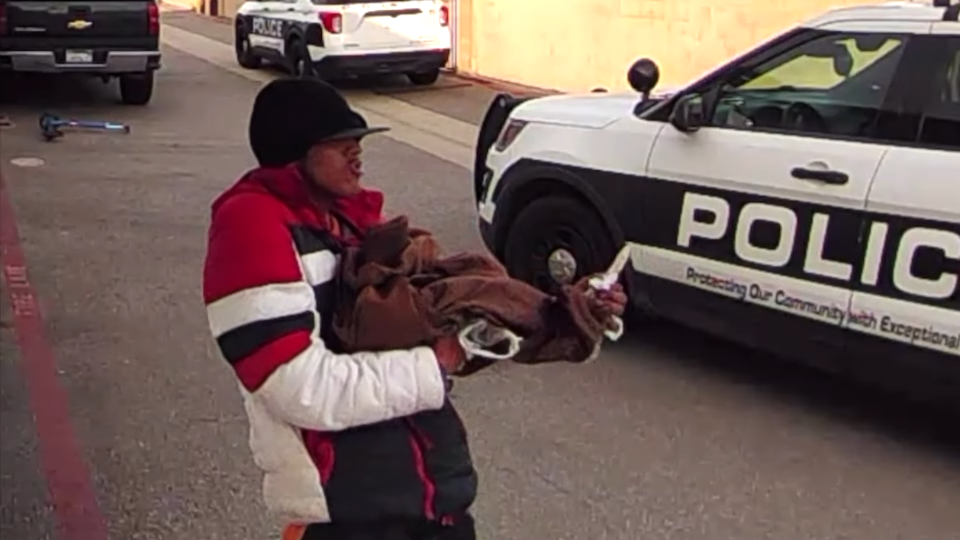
left=38, top=112, right=131, bottom=142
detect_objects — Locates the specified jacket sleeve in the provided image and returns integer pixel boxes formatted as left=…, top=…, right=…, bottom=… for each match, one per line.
left=202, top=193, right=447, bottom=432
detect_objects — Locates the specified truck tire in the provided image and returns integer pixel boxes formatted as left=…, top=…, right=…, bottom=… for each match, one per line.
left=236, top=25, right=262, bottom=69
left=407, top=69, right=440, bottom=86
left=502, top=195, right=617, bottom=294
left=119, top=72, right=154, bottom=105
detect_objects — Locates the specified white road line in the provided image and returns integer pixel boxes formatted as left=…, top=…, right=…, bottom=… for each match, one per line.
left=160, top=24, right=477, bottom=170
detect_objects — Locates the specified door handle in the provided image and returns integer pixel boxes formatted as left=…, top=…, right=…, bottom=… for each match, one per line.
left=790, top=167, right=849, bottom=185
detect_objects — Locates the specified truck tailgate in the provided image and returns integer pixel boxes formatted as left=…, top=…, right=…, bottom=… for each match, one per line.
left=3, top=0, right=154, bottom=39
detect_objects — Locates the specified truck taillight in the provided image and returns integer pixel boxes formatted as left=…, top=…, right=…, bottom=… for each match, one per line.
left=439, top=4, right=449, bottom=26
left=148, top=1, right=159, bottom=35
left=319, top=12, right=342, bottom=34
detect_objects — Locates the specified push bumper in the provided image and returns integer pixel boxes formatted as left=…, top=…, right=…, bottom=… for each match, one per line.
left=0, top=50, right=161, bottom=74
left=312, top=49, right=449, bottom=78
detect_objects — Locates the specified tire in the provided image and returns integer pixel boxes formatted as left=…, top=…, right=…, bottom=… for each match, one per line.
left=285, top=38, right=311, bottom=78
left=407, top=69, right=440, bottom=86
left=118, top=72, right=154, bottom=105
left=502, top=195, right=617, bottom=294
left=235, top=25, right=262, bottom=69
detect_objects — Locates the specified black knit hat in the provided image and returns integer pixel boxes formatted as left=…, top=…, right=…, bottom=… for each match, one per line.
left=248, top=78, right=389, bottom=167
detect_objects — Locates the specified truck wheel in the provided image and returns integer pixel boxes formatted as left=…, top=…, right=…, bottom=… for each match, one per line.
left=119, top=72, right=154, bottom=106
left=502, top=195, right=617, bottom=294
left=407, top=69, right=440, bottom=86
left=236, top=25, right=262, bottom=69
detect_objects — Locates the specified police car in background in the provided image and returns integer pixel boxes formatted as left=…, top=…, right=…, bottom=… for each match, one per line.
left=475, top=1, right=960, bottom=405
left=233, top=0, right=451, bottom=84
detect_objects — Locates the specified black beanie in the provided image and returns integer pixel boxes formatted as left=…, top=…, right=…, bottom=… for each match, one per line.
left=248, top=78, right=389, bottom=167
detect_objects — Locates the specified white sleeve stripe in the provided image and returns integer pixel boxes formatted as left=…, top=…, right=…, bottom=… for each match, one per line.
left=207, top=281, right=316, bottom=338
left=253, top=343, right=447, bottom=432
left=299, top=250, right=338, bottom=287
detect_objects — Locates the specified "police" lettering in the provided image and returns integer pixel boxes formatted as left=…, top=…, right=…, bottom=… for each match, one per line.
left=676, top=192, right=960, bottom=301
left=251, top=16, right=284, bottom=39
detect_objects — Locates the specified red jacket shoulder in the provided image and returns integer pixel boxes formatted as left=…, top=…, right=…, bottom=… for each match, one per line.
left=204, top=192, right=303, bottom=304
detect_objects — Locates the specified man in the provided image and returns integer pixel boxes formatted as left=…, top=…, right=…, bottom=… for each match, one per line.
left=202, top=78, right=626, bottom=539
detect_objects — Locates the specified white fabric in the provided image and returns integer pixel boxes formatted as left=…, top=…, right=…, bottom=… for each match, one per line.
left=300, top=250, right=339, bottom=286
left=458, top=319, right=522, bottom=361
left=206, top=281, right=315, bottom=337
left=604, top=315, right=625, bottom=342
left=256, top=342, right=446, bottom=432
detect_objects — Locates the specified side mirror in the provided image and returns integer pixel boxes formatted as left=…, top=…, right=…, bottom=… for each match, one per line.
left=669, top=94, right=704, bottom=133
left=832, top=46, right=854, bottom=78
left=627, top=58, right=660, bottom=100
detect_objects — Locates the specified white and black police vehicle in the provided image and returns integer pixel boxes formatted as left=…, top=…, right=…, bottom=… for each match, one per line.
left=233, top=0, right=451, bottom=85
left=474, top=1, right=960, bottom=405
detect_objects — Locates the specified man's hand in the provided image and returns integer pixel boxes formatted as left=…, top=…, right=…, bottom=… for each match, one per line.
left=590, top=282, right=628, bottom=319
left=575, top=276, right=628, bottom=320
left=432, top=335, right=467, bottom=376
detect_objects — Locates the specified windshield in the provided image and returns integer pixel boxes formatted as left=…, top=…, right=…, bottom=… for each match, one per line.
left=737, top=35, right=903, bottom=92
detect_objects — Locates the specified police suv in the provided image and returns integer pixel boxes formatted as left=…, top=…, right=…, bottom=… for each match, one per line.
left=475, top=1, right=960, bottom=404
left=233, top=0, right=451, bottom=84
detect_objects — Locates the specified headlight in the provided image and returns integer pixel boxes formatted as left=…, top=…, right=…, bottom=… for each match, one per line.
left=494, top=119, right=528, bottom=152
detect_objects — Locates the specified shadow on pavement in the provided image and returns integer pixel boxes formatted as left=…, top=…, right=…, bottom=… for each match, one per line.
left=614, top=313, right=960, bottom=465
left=0, top=72, right=128, bottom=110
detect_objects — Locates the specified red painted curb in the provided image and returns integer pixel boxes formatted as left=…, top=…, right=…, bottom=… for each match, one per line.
left=0, top=173, right=110, bottom=540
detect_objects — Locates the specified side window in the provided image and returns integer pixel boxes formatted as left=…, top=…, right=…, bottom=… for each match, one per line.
left=708, top=32, right=907, bottom=141
left=918, top=37, right=960, bottom=150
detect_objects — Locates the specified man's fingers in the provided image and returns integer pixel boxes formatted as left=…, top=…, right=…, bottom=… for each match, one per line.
left=598, top=289, right=627, bottom=304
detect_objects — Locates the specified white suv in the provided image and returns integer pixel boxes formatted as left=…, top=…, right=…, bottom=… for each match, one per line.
left=474, top=1, right=960, bottom=405
left=233, top=0, right=451, bottom=85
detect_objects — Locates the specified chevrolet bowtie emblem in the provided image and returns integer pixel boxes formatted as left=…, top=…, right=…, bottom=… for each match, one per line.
left=67, top=19, right=93, bottom=30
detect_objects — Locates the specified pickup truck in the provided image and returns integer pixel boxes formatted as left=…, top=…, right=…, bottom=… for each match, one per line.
left=0, top=0, right=162, bottom=105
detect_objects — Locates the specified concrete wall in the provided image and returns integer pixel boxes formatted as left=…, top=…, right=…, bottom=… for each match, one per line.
left=455, top=0, right=876, bottom=93
left=207, top=0, right=242, bottom=18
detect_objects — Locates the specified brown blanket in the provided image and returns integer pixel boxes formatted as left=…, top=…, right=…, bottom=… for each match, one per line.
left=331, top=216, right=614, bottom=369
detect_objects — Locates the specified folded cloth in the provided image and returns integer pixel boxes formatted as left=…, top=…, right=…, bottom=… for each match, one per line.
left=331, top=216, right=618, bottom=368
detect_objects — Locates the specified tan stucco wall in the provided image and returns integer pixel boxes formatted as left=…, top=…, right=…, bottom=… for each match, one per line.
left=216, top=0, right=243, bottom=19
left=455, top=0, right=877, bottom=92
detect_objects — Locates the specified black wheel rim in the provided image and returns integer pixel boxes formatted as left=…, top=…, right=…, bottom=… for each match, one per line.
left=527, top=224, right=595, bottom=293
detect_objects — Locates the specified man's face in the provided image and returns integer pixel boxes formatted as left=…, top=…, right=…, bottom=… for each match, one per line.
left=304, top=137, right=364, bottom=197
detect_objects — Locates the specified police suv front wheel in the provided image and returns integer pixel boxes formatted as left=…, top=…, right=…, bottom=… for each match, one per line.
left=502, top=195, right=617, bottom=294
left=235, top=26, right=261, bottom=69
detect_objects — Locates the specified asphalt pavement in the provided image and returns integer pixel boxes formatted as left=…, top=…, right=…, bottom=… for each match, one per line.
left=1, top=10, right=958, bottom=540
